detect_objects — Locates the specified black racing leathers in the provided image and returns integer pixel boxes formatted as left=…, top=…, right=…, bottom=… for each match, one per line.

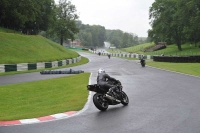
left=97, top=73, right=117, bottom=92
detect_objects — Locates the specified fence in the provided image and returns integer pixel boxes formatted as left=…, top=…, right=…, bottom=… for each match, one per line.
left=90, top=50, right=200, bottom=63
left=0, top=56, right=82, bottom=73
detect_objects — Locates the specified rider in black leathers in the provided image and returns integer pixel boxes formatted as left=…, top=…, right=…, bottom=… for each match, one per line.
left=140, top=55, right=145, bottom=66
left=97, top=68, right=119, bottom=96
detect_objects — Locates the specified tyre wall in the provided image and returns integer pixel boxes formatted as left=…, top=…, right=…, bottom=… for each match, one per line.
left=153, top=56, right=200, bottom=63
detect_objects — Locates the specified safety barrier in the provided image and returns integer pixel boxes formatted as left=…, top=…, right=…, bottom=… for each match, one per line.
left=0, top=56, right=82, bottom=73
left=90, top=50, right=153, bottom=60
left=89, top=49, right=199, bottom=63
left=153, top=55, right=200, bottom=63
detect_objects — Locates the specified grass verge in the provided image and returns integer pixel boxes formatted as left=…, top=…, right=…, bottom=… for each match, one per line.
left=147, top=61, right=200, bottom=77
left=0, top=73, right=90, bottom=121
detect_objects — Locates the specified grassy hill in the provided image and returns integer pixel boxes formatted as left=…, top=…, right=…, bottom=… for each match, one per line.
left=122, top=42, right=155, bottom=53
left=117, top=42, right=200, bottom=56
left=0, top=31, right=79, bottom=64
left=144, top=43, right=200, bottom=56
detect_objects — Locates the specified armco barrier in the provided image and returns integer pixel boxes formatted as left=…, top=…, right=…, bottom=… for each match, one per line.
left=89, top=49, right=200, bottom=62
left=0, top=65, right=5, bottom=72
left=5, top=64, right=17, bottom=72
left=45, top=62, right=52, bottom=68
left=28, top=63, right=37, bottom=70
left=37, top=62, right=45, bottom=69
left=58, top=61, right=62, bottom=67
left=0, top=56, right=82, bottom=73
left=52, top=61, right=58, bottom=68
left=68, top=59, right=72, bottom=64
left=62, top=60, right=66, bottom=66
left=89, top=49, right=153, bottom=60
left=17, top=63, right=28, bottom=71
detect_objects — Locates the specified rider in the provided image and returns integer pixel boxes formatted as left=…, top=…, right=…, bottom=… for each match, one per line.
left=140, top=55, right=145, bottom=63
left=108, top=53, right=111, bottom=59
left=97, top=68, right=120, bottom=96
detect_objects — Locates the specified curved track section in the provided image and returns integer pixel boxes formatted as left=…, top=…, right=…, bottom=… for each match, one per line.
left=1, top=52, right=200, bottom=133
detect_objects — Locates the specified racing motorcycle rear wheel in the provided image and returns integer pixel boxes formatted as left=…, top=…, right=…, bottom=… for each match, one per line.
left=93, top=93, right=108, bottom=111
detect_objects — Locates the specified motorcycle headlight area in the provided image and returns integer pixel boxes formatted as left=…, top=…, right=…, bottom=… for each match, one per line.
left=87, top=85, right=98, bottom=91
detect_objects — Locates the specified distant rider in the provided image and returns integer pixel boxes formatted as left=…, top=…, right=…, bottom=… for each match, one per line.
left=97, top=68, right=120, bottom=96
left=140, top=55, right=145, bottom=64
left=108, top=53, right=111, bottom=59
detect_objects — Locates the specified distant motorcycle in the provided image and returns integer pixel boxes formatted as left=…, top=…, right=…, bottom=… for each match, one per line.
left=108, top=54, right=111, bottom=59
left=87, top=81, right=129, bottom=111
left=140, top=58, right=145, bottom=67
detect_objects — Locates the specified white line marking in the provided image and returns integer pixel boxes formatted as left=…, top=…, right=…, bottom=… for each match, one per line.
left=51, top=113, right=68, bottom=119
left=20, top=118, right=40, bottom=124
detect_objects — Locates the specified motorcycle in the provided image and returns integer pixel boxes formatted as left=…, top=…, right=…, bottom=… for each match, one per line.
left=87, top=81, right=129, bottom=111
left=108, top=54, right=111, bottom=59
left=140, top=58, right=145, bottom=67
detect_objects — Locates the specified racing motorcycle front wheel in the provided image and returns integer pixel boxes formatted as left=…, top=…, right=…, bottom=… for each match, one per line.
left=121, top=91, right=129, bottom=105
left=93, top=93, right=108, bottom=111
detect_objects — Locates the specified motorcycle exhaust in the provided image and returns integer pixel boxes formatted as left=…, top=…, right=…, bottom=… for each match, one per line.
left=105, top=94, right=121, bottom=103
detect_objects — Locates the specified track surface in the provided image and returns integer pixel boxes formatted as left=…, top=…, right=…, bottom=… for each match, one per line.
left=1, top=52, right=200, bottom=133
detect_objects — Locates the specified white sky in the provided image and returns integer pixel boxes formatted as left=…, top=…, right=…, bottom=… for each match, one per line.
left=55, top=0, right=155, bottom=37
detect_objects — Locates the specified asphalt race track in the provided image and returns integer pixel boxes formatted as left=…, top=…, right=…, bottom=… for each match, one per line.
left=1, top=52, right=200, bottom=133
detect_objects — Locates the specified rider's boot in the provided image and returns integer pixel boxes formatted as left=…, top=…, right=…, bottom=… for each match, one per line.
left=106, top=87, right=115, bottom=96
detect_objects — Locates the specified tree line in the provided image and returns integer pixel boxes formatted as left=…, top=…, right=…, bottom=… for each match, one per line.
left=0, top=0, right=79, bottom=45
left=75, top=21, right=150, bottom=48
left=0, top=0, right=149, bottom=47
left=0, top=0, right=55, bottom=34
left=74, top=21, right=106, bottom=48
left=148, top=0, right=200, bottom=51
left=106, top=29, right=139, bottom=48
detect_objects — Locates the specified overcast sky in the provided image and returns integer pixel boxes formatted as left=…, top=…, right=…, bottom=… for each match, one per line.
left=55, top=0, right=155, bottom=37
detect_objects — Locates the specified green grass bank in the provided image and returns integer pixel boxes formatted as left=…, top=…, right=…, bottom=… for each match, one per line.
left=0, top=32, right=79, bottom=64
left=147, top=61, right=200, bottom=77
left=0, top=73, right=90, bottom=121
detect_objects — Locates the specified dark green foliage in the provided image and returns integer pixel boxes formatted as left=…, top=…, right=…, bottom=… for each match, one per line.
left=106, top=29, right=139, bottom=48
left=53, top=0, right=79, bottom=45
left=75, top=22, right=106, bottom=48
left=0, top=0, right=55, bottom=35
left=75, top=23, right=148, bottom=48
left=149, top=0, right=200, bottom=51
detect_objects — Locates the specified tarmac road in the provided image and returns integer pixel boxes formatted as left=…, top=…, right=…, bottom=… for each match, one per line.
left=1, top=52, right=200, bottom=133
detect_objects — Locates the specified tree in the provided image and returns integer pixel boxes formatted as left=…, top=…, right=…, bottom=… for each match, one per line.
left=75, top=23, right=106, bottom=48
left=54, top=0, right=79, bottom=45
left=0, top=0, right=55, bottom=35
left=149, top=0, right=184, bottom=51
left=106, top=29, right=138, bottom=48
left=177, top=0, right=200, bottom=46
left=77, top=31, right=92, bottom=46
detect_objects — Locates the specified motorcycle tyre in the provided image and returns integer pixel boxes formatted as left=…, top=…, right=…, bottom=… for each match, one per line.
left=121, top=91, right=129, bottom=105
left=141, top=63, right=145, bottom=67
left=93, top=93, right=108, bottom=111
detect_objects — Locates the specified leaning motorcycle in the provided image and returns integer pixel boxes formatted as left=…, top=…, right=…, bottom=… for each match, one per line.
left=87, top=81, right=129, bottom=111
